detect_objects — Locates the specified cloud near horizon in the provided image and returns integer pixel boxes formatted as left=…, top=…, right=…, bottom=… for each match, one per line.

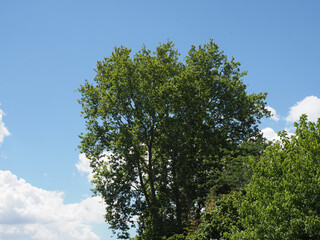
left=0, top=109, right=10, bottom=144
left=0, top=170, right=105, bottom=240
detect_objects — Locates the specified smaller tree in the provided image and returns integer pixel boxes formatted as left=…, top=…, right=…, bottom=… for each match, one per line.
left=230, top=115, right=320, bottom=239
left=185, top=116, right=320, bottom=239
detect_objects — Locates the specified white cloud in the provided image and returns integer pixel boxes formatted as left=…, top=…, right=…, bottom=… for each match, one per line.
left=286, top=96, right=320, bottom=122
left=0, top=170, right=105, bottom=240
left=261, top=127, right=280, bottom=141
left=0, top=109, right=10, bottom=144
left=266, top=106, right=280, bottom=121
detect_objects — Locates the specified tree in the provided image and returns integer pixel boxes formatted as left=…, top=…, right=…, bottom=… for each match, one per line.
left=228, top=115, right=320, bottom=239
left=78, top=40, right=269, bottom=239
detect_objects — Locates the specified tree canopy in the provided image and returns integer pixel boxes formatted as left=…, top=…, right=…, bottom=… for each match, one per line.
left=78, top=40, right=269, bottom=239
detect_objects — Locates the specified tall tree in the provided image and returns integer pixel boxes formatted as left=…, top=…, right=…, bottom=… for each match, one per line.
left=78, top=40, right=269, bottom=239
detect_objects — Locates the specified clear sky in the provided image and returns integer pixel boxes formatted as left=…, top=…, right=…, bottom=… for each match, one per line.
left=0, top=1, right=320, bottom=239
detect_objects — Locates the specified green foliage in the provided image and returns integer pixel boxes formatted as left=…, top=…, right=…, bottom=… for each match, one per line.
left=166, top=234, right=187, bottom=240
left=187, top=191, right=244, bottom=240
left=230, top=115, right=320, bottom=239
left=78, top=40, right=269, bottom=239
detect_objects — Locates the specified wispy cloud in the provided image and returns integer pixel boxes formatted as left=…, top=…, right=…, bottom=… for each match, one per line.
left=0, top=109, right=10, bottom=144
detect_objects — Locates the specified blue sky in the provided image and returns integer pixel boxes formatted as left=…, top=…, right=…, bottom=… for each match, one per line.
left=0, top=1, right=320, bottom=239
